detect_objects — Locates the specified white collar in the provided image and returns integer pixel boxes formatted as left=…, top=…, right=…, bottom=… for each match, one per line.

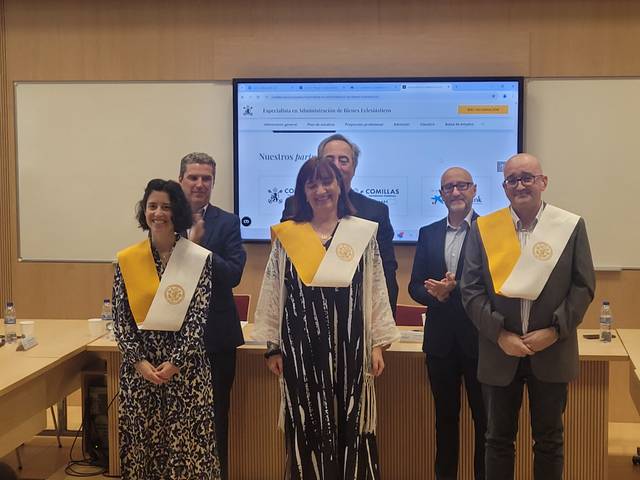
left=447, top=209, right=474, bottom=230
left=510, top=202, right=545, bottom=231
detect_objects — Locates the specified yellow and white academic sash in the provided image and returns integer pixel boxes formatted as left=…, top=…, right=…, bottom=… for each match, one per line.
left=477, top=204, right=580, bottom=300
left=117, top=237, right=209, bottom=331
left=271, top=216, right=378, bottom=287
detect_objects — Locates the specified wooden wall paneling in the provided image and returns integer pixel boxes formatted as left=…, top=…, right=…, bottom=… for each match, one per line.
left=4, top=0, right=220, bottom=81
left=529, top=2, right=640, bottom=76
left=214, top=30, right=531, bottom=80
left=14, top=263, right=114, bottom=319
left=377, top=0, right=512, bottom=31
left=375, top=351, right=433, bottom=478
left=211, top=0, right=380, bottom=40
left=564, top=361, right=609, bottom=479
left=0, top=0, right=13, bottom=307
left=229, top=349, right=284, bottom=479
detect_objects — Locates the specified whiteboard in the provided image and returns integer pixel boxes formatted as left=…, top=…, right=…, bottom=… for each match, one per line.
left=526, top=78, right=640, bottom=269
left=16, top=82, right=233, bottom=262
left=15, top=79, right=640, bottom=267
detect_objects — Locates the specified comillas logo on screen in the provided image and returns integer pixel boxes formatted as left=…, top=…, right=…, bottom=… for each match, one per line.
left=242, top=105, right=254, bottom=116
left=266, top=186, right=295, bottom=205
left=258, top=153, right=313, bottom=162
left=353, top=187, right=400, bottom=205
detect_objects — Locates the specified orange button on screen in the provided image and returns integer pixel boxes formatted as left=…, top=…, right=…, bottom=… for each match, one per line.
left=458, top=105, right=508, bottom=114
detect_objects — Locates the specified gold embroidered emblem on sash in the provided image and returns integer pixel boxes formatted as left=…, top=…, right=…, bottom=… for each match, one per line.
left=336, top=243, right=354, bottom=262
left=532, top=242, right=553, bottom=261
left=164, top=284, right=185, bottom=305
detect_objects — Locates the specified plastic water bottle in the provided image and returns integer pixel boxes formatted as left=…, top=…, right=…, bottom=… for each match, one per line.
left=4, top=301, right=17, bottom=344
left=101, top=299, right=114, bottom=339
left=599, top=300, right=612, bottom=343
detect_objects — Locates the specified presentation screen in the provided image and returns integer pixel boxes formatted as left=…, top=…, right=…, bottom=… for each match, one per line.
left=233, top=77, right=523, bottom=243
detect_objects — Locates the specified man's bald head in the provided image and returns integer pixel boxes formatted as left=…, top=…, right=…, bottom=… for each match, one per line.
left=504, top=153, right=543, bottom=177
left=441, top=166, right=473, bottom=185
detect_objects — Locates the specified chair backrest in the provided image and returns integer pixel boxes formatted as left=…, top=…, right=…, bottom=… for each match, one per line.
left=395, top=304, right=426, bottom=327
left=233, top=294, right=251, bottom=322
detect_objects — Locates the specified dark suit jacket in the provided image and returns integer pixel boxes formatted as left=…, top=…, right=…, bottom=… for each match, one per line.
left=282, top=190, right=399, bottom=314
left=460, top=213, right=595, bottom=386
left=201, top=204, right=247, bottom=353
left=408, top=213, right=479, bottom=357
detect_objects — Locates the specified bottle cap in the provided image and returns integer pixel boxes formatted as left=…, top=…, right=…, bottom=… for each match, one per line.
left=103, top=298, right=110, bottom=303
left=603, top=300, right=610, bottom=305
left=6, top=301, right=13, bottom=307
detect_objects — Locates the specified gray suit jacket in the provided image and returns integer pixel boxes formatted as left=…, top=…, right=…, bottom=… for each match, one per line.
left=460, top=211, right=595, bottom=386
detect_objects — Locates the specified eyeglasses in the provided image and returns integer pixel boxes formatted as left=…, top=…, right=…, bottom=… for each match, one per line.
left=502, top=174, right=544, bottom=188
left=441, top=182, right=474, bottom=194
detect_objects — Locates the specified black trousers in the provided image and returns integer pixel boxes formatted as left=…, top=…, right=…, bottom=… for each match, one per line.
left=426, top=347, right=486, bottom=480
left=482, top=357, right=568, bottom=480
left=208, top=349, right=237, bottom=480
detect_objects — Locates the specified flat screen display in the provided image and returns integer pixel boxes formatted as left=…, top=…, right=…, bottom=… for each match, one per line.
left=233, top=77, right=523, bottom=243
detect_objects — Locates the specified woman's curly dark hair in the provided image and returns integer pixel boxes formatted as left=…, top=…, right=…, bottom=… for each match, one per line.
left=136, top=179, right=193, bottom=233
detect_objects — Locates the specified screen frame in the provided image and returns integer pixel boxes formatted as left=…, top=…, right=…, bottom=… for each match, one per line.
left=232, top=76, right=524, bottom=244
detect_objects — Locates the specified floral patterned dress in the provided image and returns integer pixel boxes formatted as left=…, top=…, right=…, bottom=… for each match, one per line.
left=112, top=243, right=220, bottom=480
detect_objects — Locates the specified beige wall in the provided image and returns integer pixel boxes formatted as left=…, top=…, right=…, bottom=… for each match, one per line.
left=1, top=0, right=640, bottom=419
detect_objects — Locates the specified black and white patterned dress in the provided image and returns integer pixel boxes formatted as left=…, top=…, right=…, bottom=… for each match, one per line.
left=281, top=253, right=379, bottom=479
left=254, top=228, right=401, bottom=480
left=112, top=243, right=221, bottom=480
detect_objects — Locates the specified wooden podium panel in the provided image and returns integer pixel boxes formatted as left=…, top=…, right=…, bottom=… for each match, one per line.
left=92, top=329, right=624, bottom=479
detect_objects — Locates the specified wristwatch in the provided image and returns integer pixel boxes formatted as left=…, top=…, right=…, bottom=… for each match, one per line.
left=264, top=341, right=282, bottom=359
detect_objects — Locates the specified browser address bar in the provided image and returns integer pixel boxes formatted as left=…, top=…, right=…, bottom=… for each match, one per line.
left=402, top=84, right=452, bottom=90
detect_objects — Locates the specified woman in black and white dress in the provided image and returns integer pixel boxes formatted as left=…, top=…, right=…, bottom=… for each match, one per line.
left=254, top=158, right=400, bottom=479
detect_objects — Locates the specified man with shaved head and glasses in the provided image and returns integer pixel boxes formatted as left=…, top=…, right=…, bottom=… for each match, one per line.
left=461, top=153, right=595, bottom=479
left=409, top=167, right=486, bottom=480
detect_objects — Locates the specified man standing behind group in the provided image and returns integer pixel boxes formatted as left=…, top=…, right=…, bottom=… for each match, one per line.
left=461, top=153, right=595, bottom=480
left=282, top=134, right=399, bottom=313
left=179, top=152, right=247, bottom=480
left=409, top=167, right=486, bottom=480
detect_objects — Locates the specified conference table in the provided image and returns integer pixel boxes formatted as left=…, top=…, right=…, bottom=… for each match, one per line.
left=0, top=319, right=105, bottom=459
left=88, top=326, right=628, bottom=480
left=0, top=320, right=625, bottom=478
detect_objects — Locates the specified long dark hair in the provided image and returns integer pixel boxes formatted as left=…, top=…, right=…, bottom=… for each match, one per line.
left=289, top=156, right=355, bottom=222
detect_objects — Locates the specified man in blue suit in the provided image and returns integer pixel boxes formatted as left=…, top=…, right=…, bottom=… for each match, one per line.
left=281, top=134, right=399, bottom=314
left=409, top=167, right=486, bottom=480
left=179, top=152, right=247, bottom=480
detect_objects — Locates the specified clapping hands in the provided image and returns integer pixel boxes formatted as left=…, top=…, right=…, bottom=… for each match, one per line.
left=188, top=211, right=205, bottom=244
left=425, top=272, right=457, bottom=302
